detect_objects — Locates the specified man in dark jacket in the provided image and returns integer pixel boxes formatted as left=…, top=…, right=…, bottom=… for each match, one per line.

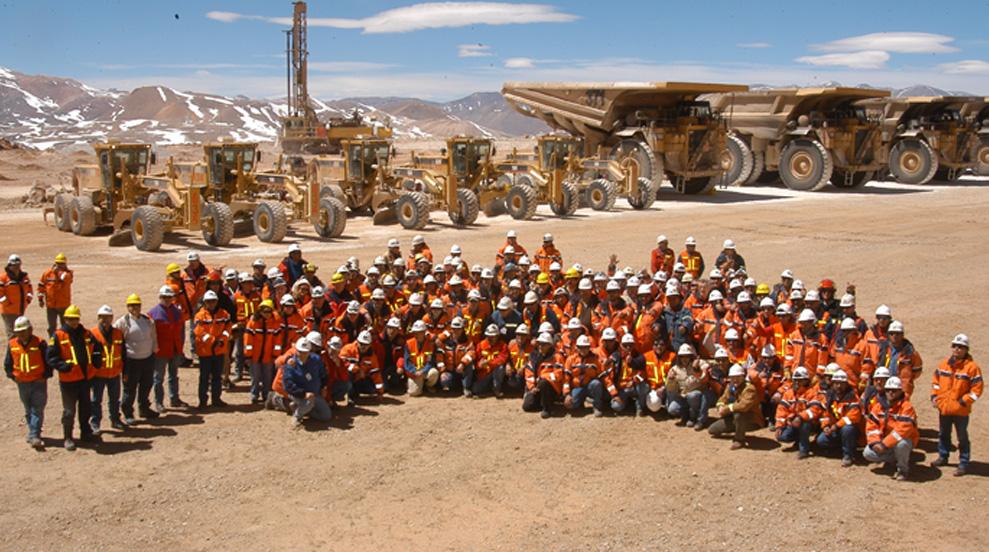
left=281, top=338, right=331, bottom=428
left=47, top=305, right=103, bottom=450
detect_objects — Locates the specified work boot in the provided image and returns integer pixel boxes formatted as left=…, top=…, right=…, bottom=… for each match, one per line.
left=463, top=390, right=474, bottom=399
left=111, top=419, right=126, bottom=430
left=64, top=438, right=76, bottom=451
left=123, top=415, right=138, bottom=426
left=797, top=451, right=811, bottom=460
left=685, top=420, right=695, bottom=428
left=635, top=408, right=645, bottom=418
left=894, top=470, right=909, bottom=482
left=213, top=399, right=228, bottom=408
left=593, top=408, right=604, bottom=418
left=730, top=441, right=744, bottom=451
left=80, top=432, right=102, bottom=444
left=693, top=422, right=706, bottom=432
left=291, top=418, right=303, bottom=430
left=930, top=456, right=949, bottom=468
left=154, top=402, right=166, bottom=413
left=141, top=407, right=160, bottom=419
left=197, top=401, right=208, bottom=411
left=29, top=437, right=44, bottom=450
left=170, top=398, right=189, bottom=408
left=540, top=410, right=551, bottom=419
left=841, top=456, right=854, bottom=468
left=954, top=466, right=967, bottom=477
left=90, top=424, right=101, bottom=437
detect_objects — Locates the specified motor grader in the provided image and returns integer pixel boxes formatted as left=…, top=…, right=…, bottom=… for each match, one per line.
left=707, top=87, right=889, bottom=190
left=383, top=136, right=511, bottom=230
left=496, top=135, right=582, bottom=219
left=307, top=138, right=402, bottom=216
left=196, top=141, right=346, bottom=243
left=48, top=142, right=205, bottom=252
left=502, top=82, right=748, bottom=197
left=861, top=96, right=984, bottom=184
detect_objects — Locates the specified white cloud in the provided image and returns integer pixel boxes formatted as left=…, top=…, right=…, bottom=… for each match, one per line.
left=459, top=44, right=493, bottom=58
left=737, top=42, right=771, bottom=49
left=796, top=50, right=890, bottom=69
left=939, top=60, right=989, bottom=75
left=505, top=57, right=536, bottom=69
left=811, top=32, right=957, bottom=54
left=208, top=3, right=578, bottom=34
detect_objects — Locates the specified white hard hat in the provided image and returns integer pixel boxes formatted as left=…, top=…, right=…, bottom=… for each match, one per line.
left=549, top=261, right=562, bottom=272
left=519, top=256, right=531, bottom=266
left=601, top=328, right=617, bottom=341
left=481, top=268, right=494, bottom=279
left=709, top=269, right=722, bottom=280
left=422, top=275, right=435, bottom=285
left=7, top=254, right=21, bottom=265
left=759, top=297, right=775, bottom=309
left=516, top=323, right=530, bottom=335
left=725, top=328, right=740, bottom=341
left=875, top=304, right=892, bottom=317
left=538, top=322, right=554, bottom=335
left=503, top=245, right=515, bottom=255
left=791, top=279, right=805, bottom=291
left=537, top=332, right=554, bottom=345
left=287, top=243, right=301, bottom=253
left=780, top=269, right=794, bottom=279
left=450, top=317, right=465, bottom=329
left=306, top=331, right=323, bottom=348
left=884, top=376, right=903, bottom=390
left=714, top=347, right=729, bottom=359
left=665, top=286, right=681, bottom=297
left=708, top=290, right=724, bottom=302
left=382, top=275, right=397, bottom=286
left=566, top=318, right=582, bottom=330
left=637, top=283, right=652, bottom=296
left=797, top=309, right=816, bottom=323
left=653, top=271, right=668, bottom=283
left=593, top=272, right=608, bottom=283
left=328, top=336, right=343, bottom=351
left=543, top=233, right=553, bottom=242
left=387, top=238, right=400, bottom=248
left=760, top=344, right=776, bottom=358
left=576, top=335, right=591, bottom=347
left=804, top=289, right=820, bottom=301
left=412, top=235, right=425, bottom=245
left=430, top=298, right=445, bottom=309
left=295, top=337, right=312, bottom=353
left=345, top=300, right=360, bottom=314
left=409, top=293, right=423, bottom=306
left=723, top=239, right=736, bottom=250
left=386, top=317, right=401, bottom=329
left=677, top=343, right=695, bottom=356
left=578, top=278, right=593, bottom=291
left=393, top=258, right=406, bottom=267
left=467, top=289, right=482, bottom=301
left=839, top=293, right=855, bottom=308
left=888, top=320, right=904, bottom=333
left=952, top=333, right=970, bottom=348
left=621, top=333, right=636, bottom=345
left=252, top=258, right=266, bottom=268
left=186, top=251, right=200, bottom=262
left=789, top=289, right=804, bottom=300
left=524, top=291, right=539, bottom=305
left=443, top=255, right=454, bottom=266
left=12, top=316, right=30, bottom=332
left=627, top=276, right=640, bottom=288
left=508, top=279, right=522, bottom=290
left=371, top=288, right=386, bottom=300
left=673, top=262, right=686, bottom=272
left=497, top=296, right=514, bottom=310
left=612, top=271, right=627, bottom=281
left=450, top=244, right=462, bottom=255
left=281, top=294, right=296, bottom=306
left=685, top=236, right=697, bottom=246
left=224, top=268, right=238, bottom=280
left=840, top=317, right=857, bottom=331
left=728, top=363, right=745, bottom=377
left=656, top=234, right=668, bottom=244
left=872, top=367, right=891, bottom=379
left=357, top=331, right=373, bottom=345
left=485, top=324, right=500, bottom=337
left=776, top=303, right=792, bottom=316
left=737, top=291, right=752, bottom=303
left=266, top=267, right=281, bottom=279
left=792, top=366, right=810, bottom=380
left=449, top=275, right=463, bottom=286
left=528, top=264, right=540, bottom=274
left=239, top=272, right=253, bottom=283
left=411, top=320, right=427, bottom=333
left=506, top=229, right=517, bottom=238
left=606, top=280, right=621, bottom=292
left=744, top=277, right=757, bottom=287
left=158, top=285, right=176, bottom=297
left=647, top=389, right=663, bottom=412
left=832, top=369, right=849, bottom=383
left=823, top=362, right=839, bottom=376
left=97, top=304, right=113, bottom=316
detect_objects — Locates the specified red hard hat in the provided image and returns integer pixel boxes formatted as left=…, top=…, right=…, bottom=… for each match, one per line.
left=207, top=270, right=223, bottom=282
left=819, top=279, right=835, bottom=290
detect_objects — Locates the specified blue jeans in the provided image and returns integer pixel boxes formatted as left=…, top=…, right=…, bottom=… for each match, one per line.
left=250, top=361, right=275, bottom=400
left=293, top=395, right=332, bottom=422
left=778, top=421, right=816, bottom=454
left=611, top=382, right=650, bottom=412
left=569, top=379, right=605, bottom=411
left=464, top=365, right=506, bottom=396
left=153, top=355, right=182, bottom=404
left=198, top=355, right=224, bottom=404
left=700, top=389, right=717, bottom=424
left=938, top=415, right=971, bottom=467
left=816, top=424, right=858, bottom=458
left=667, top=389, right=703, bottom=422
left=90, top=376, right=121, bottom=429
left=17, top=380, right=47, bottom=439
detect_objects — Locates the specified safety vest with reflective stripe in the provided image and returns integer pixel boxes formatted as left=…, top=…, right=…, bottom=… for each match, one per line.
left=90, top=325, right=124, bottom=379
left=52, top=328, right=94, bottom=383
left=9, top=336, right=46, bottom=383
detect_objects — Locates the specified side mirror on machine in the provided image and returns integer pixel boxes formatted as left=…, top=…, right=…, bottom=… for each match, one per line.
left=151, top=152, right=158, bottom=165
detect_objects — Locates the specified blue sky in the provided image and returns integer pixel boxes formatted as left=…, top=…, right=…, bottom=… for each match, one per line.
left=2, top=1, right=988, bottom=100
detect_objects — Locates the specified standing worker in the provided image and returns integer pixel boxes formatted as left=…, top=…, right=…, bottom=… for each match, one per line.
left=193, top=291, right=231, bottom=409
left=47, top=305, right=103, bottom=450
left=114, top=293, right=158, bottom=424
left=164, top=262, right=195, bottom=366
left=4, top=316, right=50, bottom=449
left=38, top=253, right=73, bottom=337
left=90, top=305, right=125, bottom=432
left=930, top=334, right=983, bottom=476
left=678, top=237, right=704, bottom=280
left=0, top=254, right=33, bottom=337
left=149, top=285, right=186, bottom=412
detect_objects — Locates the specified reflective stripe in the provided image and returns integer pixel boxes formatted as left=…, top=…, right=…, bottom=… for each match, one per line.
left=969, top=393, right=979, bottom=402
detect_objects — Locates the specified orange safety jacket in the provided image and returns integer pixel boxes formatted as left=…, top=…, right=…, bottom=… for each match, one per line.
left=166, top=277, right=196, bottom=322
left=7, top=335, right=48, bottom=383
left=830, top=335, right=872, bottom=389
left=563, top=352, right=602, bottom=394
left=51, top=328, right=98, bottom=383
left=0, top=269, right=33, bottom=316
left=234, top=290, right=262, bottom=325
left=866, top=398, right=919, bottom=448
left=404, top=336, right=436, bottom=376
left=507, top=339, right=534, bottom=376
left=931, top=355, right=983, bottom=417
left=874, top=340, right=923, bottom=397
left=678, top=250, right=704, bottom=279
left=774, top=384, right=826, bottom=429
left=643, top=350, right=675, bottom=390
left=475, top=338, right=508, bottom=379
left=784, top=328, right=828, bottom=375
left=39, top=266, right=73, bottom=309
left=525, top=351, right=564, bottom=393
left=821, top=387, right=864, bottom=431
left=194, top=307, right=231, bottom=357
left=534, top=245, right=562, bottom=273
left=244, top=314, right=282, bottom=363
left=341, top=342, right=383, bottom=394
left=90, top=325, right=124, bottom=379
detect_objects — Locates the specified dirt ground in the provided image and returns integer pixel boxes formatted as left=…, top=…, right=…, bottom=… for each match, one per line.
left=1, top=166, right=988, bottom=551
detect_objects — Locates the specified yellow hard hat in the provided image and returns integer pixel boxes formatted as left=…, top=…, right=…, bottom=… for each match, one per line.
left=126, top=293, right=142, bottom=305
left=54, top=253, right=67, bottom=264
left=564, top=268, right=580, bottom=280
left=330, top=272, right=346, bottom=284
left=64, top=305, right=81, bottom=319
left=536, top=273, right=550, bottom=285
left=756, top=283, right=771, bottom=295
left=165, top=262, right=182, bottom=275
left=259, top=299, right=275, bottom=310
left=304, top=263, right=318, bottom=273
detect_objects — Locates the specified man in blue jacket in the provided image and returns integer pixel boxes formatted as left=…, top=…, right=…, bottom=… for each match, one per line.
left=281, top=337, right=331, bottom=428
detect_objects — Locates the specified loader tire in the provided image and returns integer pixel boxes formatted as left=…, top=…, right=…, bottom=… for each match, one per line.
left=396, top=192, right=430, bottom=230
left=975, top=137, right=989, bottom=176
left=585, top=179, right=617, bottom=211
left=131, top=206, right=165, bottom=252
left=724, top=134, right=754, bottom=187
left=550, top=180, right=579, bottom=217
left=253, top=201, right=288, bottom=243
left=449, top=188, right=480, bottom=227
left=779, top=139, right=832, bottom=191
left=314, top=197, right=347, bottom=238
left=505, top=183, right=538, bottom=220
left=69, top=196, right=97, bottom=236
left=610, top=138, right=663, bottom=188
left=201, top=202, right=234, bottom=246
left=627, top=177, right=656, bottom=209
left=744, top=150, right=765, bottom=186
left=54, top=193, right=72, bottom=232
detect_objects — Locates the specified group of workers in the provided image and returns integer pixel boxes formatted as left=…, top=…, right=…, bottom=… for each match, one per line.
left=2, top=232, right=982, bottom=480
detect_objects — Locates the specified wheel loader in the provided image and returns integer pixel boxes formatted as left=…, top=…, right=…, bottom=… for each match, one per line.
left=860, top=96, right=985, bottom=184
left=707, top=87, right=889, bottom=190
left=383, top=136, right=510, bottom=230
left=195, top=141, right=346, bottom=244
left=48, top=142, right=205, bottom=252
left=502, top=82, right=748, bottom=196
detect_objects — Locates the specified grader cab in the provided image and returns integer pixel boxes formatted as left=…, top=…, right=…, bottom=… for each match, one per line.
left=49, top=142, right=205, bottom=252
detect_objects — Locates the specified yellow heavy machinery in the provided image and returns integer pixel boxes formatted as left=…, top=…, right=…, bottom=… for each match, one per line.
left=963, top=97, right=989, bottom=175
left=707, top=87, right=890, bottom=190
left=502, top=82, right=747, bottom=197
left=48, top=142, right=204, bottom=252
left=496, top=134, right=582, bottom=218
left=307, top=138, right=401, bottom=215
left=862, top=96, right=985, bottom=184
left=196, top=141, right=346, bottom=243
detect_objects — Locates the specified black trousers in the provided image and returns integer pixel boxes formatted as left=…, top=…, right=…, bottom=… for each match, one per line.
left=60, top=379, right=92, bottom=438
left=198, top=355, right=224, bottom=404
left=121, top=355, right=155, bottom=417
left=522, top=379, right=559, bottom=412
